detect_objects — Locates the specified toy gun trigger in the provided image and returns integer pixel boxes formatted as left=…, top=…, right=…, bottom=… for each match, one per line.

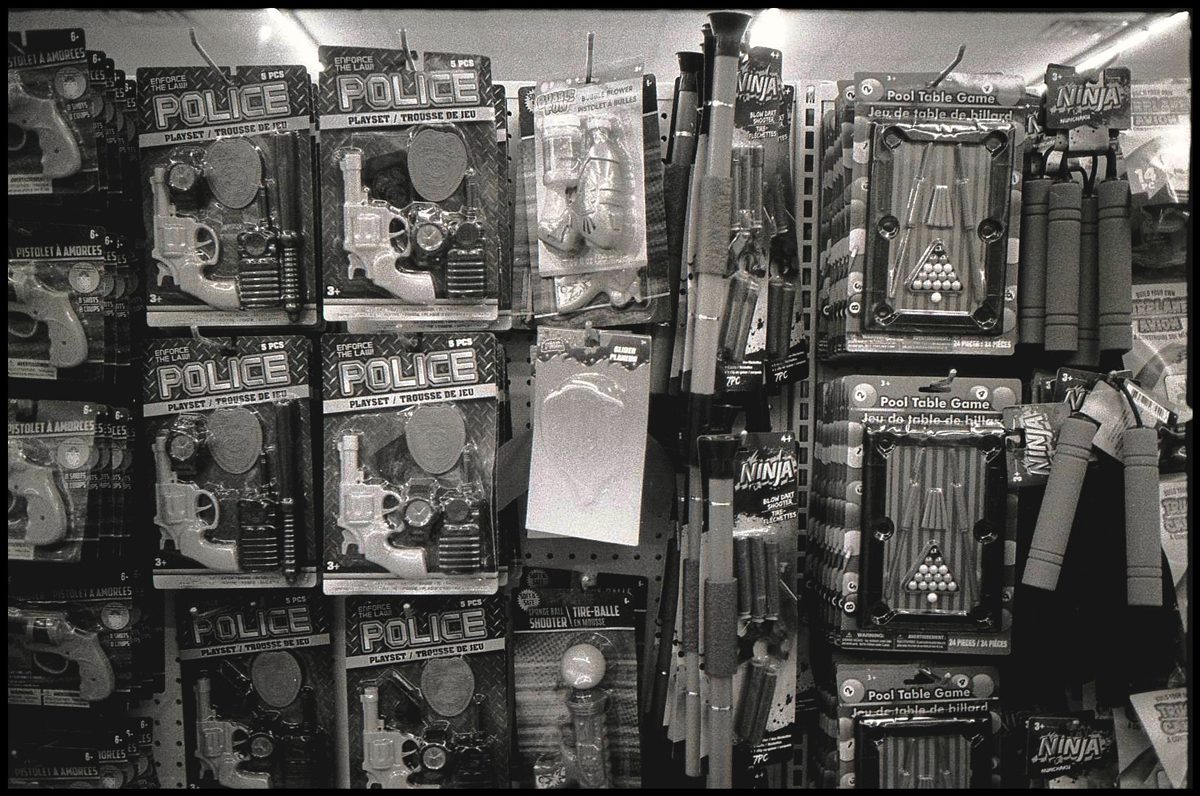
left=195, top=488, right=220, bottom=531
left=193, top=219, right=221, bottom=266
left=388, top=206, right=413, bottom=260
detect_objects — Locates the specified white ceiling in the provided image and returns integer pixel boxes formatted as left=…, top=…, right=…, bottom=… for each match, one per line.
left=8, top=8, right=1191, bottom=85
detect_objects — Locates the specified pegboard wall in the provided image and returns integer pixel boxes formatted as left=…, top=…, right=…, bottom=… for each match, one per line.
left=134, top=77, right=824, bottom=790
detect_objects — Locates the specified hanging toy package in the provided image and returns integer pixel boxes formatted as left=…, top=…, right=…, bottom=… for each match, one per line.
left=520, top=65, right=670, bottom=326
left=136, top=63, right=317, bottom=326
left=511, top=587, right=640, bottom=789
left=177, top=591, right=336, bottom=789
left=831, top=70, right=1027, bottom=356
left=832, top=661, right=1002, bottom=789
left=321, top=332, right=500, bottom=595
left=526, top=325, right=651, bottom=547
left=344, top=594, right=510, bottom=789
left=318, top=45, right=504, bottom=327
left=143, top=335, right=317, bottom=588
left=9, top=28, right=100, bottom=195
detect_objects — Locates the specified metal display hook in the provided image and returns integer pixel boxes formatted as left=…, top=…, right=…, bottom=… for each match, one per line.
left=926, top=44, right=966, bottom=90
left=188, top=27, right=235, bottom=86
left=397, top=28, right=417, bottom=71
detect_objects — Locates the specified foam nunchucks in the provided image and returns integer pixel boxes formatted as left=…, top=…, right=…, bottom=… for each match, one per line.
left=1018, top=178, right=1051, bottom=345
left=1022, top=415, right=1099, bottom=591
left=1097, top=178, right=1133, bottom=353
left=1044, top=181, right=1082, bottom=351
left=1122, top=426, right=1162, bottom=606
left=1072, top=193, right=1100, bottom=367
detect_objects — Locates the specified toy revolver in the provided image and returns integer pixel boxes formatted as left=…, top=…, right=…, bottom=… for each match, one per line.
left=8, top=73, right=82, bottom=179
left=340, top=150, right=437, bottom=304
left=8, top=440, right=69, bottom=546
left=152, top=422, right=236, bottom=572
left=8, top=263, right=89, bottom=369
left=8, top=605, right=116, bottom=702
left=360, top=685, right=435, bottom=789
left=150, top=165, right=237, bottom=310
left=194, top=676, right=271, bottom=789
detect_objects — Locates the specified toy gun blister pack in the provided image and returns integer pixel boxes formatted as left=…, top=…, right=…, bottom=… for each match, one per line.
left=808, top=374, right=1021, bottom=654
left=512, top=587, right=640, bottom=789
left=144, top=335, right=316, bottom=588
left=6, top=716, right=161, bottom=789
left=828, top=661, right=1002, bottom=789
left=520, top=65, right=670, bottom=326
left=9, top=28, right=100, bottom=195
left=7, top=567, right=155, bottom=709
left=345, top=594, right=509, bottom=789
left=318, top=45, right=505, bottom=328
left=178, top=591, right=335, bottom=789
left=322, top=332, right=500, bottom=595
left=8, top=398, right=107, bottom=564
left=8, top=222, right=114, bottom=381
left=136, top=63, right=316, bottom=326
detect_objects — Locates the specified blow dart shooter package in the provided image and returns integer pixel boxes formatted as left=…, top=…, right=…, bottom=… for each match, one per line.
left=511, top=586, right=641, bottom=789
left=143, top=335, right=317, bottom=589
left=829, top=661, right=1002, bottom=788
left=820, top=71, right=1027, bottom=357
left=321, top=332, right=500, bottom=595
left=720, top=47, right=806, bottom=393
left=318, top=45, right=504, bottom=327
left=136, top=63, right=317, bottom=326
left=344, top=594, right=509, bottom=789
left=809, top=374, right=1021, bottom=654
left=9, top=28, right=100, bottom=195
left=520, top=66, right=670, bottom=325
left=177, top=591, right=335, bottom=790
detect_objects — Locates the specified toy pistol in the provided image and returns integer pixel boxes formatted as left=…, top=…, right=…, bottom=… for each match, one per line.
left=8, top=262, right=89, bottom=369
left=194, top=676, right=271, bottom=789
left=8, top=73, right=82, bottom=179
left=152, top=430, right=237, bottom=572
left=8, top=440, right=69, bottom=546
left=336, top=433, right=429, bottom=578
left=8, top=605, right=115, bottom=702
left=149, top=165, right=238, bottom=310
left=360, top=685, right=432, bottom=789
left=340, top=150, right=438, bottom=304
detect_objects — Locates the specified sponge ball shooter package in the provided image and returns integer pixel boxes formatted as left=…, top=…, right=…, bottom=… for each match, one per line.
left=144, top=335, right=316, bottom=588
left=136, top=63, right=317, bottom=326
left=177, top=591, right=335, bottom=789
left=512, top=587, right=641, bottom=789
left=322, top=333, right=500, bottom=594
left=344, top=594, right=510, bottom=789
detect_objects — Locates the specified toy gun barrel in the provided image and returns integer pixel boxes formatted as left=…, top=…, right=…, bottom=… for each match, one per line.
left=150, top=166, right=172, bottom=218
left=361, top=686, right=382, bottom=731
left=1023, top=415, right=1099, bottom=591
left=340, top=151, right=366, bottom=205
left=338, top=433, right=361, bottom=484
left=1122, top=426, right=1162, bottom=606
left=1096, top=178, right=1132, bottom=353
left=152, top=435, right=175, bottom=483
left=196, top=675, right=214, bottom=720
left=1017, top=178, right=1051, bottom=344
left=1044, top=181, right=1082, bottom=352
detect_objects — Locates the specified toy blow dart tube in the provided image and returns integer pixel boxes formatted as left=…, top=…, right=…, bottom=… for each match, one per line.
left=699, top=434, right=742, bottom=790
left=668, top=51, right=704, bottom=168
left=648, top=536, right=680, bottom=727
left=1073, top=192, right=1100, bottom=367
left=1022, top=414, right=1099, bottom=591
left=1097, top=177, right=1133, bottom=353
left=1018, top=178, right=1050, bottom=344
left=681, top=25, right=715, bottom=393
left=683, top=11, right=749, bottom=778
left=1123, top=426, right=1162, bottom=606
left=1044, top=181, right=1082, bottom=352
